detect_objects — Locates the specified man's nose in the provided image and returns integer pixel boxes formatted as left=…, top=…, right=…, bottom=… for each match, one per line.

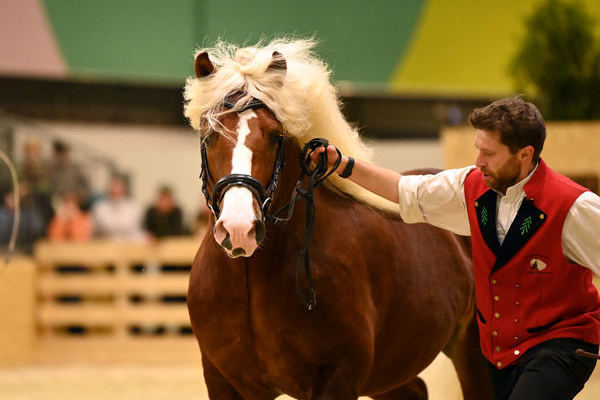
left=475, top=154, right=485, bottom=169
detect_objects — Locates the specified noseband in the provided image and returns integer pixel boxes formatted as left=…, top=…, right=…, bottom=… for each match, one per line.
left=199, top=97, right=285, bottom=222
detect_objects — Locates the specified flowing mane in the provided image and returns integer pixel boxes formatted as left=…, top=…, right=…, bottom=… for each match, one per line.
left=183, top=38, right=397, bottom=213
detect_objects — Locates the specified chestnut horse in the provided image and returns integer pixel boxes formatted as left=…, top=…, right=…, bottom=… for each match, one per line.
left=184, top=39, right=492, bottom=399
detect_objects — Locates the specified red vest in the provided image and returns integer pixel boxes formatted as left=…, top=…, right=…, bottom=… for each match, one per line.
left=464, top=159, right=600, bottom=369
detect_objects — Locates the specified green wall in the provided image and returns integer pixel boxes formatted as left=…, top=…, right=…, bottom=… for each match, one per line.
left=40, top=0, right=600, bottom=94
left=42, top=0, right=424, bottom=84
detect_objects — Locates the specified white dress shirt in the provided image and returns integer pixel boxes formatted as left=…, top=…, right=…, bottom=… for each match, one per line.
left=397, top=166, right=600, bottom=276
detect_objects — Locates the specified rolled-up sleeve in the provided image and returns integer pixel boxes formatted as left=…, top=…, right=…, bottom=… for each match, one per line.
left=562, top=191, right=600, bottom=275
left=397, top=166, right=474, bottom=236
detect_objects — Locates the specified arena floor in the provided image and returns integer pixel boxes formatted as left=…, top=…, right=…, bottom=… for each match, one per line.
left=1, top=354, right=599, bottom=400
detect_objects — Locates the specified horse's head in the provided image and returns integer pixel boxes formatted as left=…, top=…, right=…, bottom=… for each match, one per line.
left=196, top=51, right=288, bottom=258
left=185, top=40, right=395, bottom=258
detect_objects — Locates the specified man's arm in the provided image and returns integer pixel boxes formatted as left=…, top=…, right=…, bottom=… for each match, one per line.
left=563, top=191, right=600, bottom=275
left=312, top=145, right=402, bottom=203
left=312, top=145, right=473, bottom=235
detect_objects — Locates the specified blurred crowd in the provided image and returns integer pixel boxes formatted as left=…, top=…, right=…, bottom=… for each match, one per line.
left=0, top=138, right=209, bottom=254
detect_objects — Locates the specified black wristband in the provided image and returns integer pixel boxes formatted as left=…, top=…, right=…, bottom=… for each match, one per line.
left=339, top=157, right=355, bottom=178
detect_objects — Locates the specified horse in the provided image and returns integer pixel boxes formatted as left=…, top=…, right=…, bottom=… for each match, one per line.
left=184, top=39, right=493, bottom=400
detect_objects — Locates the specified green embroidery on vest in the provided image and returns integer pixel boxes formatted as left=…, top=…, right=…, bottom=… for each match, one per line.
left=481, top=206, right=488, bottom=226
left=520, top=216, right=532, bottom=235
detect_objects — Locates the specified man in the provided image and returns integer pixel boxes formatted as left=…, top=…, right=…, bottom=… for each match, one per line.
left=92, top=174, right=146, bottom=242
left=314, top=97, right=600, bottom=400
left=143, top=185, right=187, bottom=239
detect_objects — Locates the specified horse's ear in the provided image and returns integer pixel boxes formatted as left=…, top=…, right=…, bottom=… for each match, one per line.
left=267, top=51, right=287, bottom=74
left=195, top=52, right=215, bottom=78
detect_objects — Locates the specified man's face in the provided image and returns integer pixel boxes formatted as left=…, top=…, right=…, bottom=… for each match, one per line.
left=474, top=129, right=521, bottom=194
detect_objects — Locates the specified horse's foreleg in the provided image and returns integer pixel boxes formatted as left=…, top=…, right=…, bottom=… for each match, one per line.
left=202, top=354, right=245, bottom=400
left=443, top=314, right=494, bottom=400
left=308, top=365, right=362, bottom=400
left=202, top=354, right=278, bottom=400
left=370, top=377, right=428, bottom=400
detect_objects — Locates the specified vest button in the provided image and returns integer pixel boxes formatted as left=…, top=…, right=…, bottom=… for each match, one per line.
left=515, top=301, right=520, bottom=306
left=514, top=318, right=519, bottom=323
left=492, top=279, right=497, bottom=285
left=514, top=349, right=520, bottom=356
left=496, top=361, right=503, bottom=368
left=495, top=312, right=500, bottom=318
left=514, top=336, right=519, bottom=341
left=492, top=330, right=499, bottom=336
left=495, top=346, right=501, bottom=352
left=494, top=295, right=500, bottom=301
left=515, top=283, right=520, bottom=289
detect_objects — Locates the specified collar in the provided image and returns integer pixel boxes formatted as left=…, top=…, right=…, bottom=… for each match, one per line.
left=494, top=161, right=539, bottom=200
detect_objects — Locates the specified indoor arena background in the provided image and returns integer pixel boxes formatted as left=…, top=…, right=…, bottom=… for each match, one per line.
left=1, top=1, right=600, bottom=399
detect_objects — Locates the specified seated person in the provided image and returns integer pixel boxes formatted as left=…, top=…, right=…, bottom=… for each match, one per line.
left=144, top=185, right=187, bottom=239
left=0, top=184, right=46, bottom=253
left=47, top=191, right=93, bottom=242
left=92, top=174, right=146, bottom=242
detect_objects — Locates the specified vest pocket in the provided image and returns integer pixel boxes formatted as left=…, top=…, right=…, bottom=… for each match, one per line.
left=476, top=308, right=486, bottom=324
left=526, top=317, right=562, bottom=333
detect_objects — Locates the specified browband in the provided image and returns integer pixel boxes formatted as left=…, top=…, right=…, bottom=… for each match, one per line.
left=223, top=96, right=265, bottom=112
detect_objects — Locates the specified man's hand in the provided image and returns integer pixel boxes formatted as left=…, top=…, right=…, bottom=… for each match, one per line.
left=308, top=143, right=402, bottom=203
left=309, top=145, right=349, bottom=174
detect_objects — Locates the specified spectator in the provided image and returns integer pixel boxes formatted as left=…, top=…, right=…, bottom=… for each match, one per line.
left=0, top=184, right=46, bottom=253
left=144, top=185, right=187, bottom=239
left=18, top=137, right=53, bottom=227
left=47, top=191, right=93, bottom=242
left=48, top=140, right=90, bottom=206
left=92, top=174, right=146, bottom=242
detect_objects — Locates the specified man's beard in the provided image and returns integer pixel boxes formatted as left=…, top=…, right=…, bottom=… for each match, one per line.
left=481, top=156, right=521, bottom=194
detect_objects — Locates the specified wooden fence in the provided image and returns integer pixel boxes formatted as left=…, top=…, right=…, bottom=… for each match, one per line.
left=30, top=236, right=205, bottom=364
left=34, top=237, right=200, bottom=339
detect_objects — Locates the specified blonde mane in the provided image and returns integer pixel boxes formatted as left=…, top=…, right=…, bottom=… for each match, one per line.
left=183, top=38, right=398, bottom=213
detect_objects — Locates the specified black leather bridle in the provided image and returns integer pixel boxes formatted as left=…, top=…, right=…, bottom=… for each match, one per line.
left=199, top=95, right=342, bottom=310
left=199, top=97, right=285, bottom=222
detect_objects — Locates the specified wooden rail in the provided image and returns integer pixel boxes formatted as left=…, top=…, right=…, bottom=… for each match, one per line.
left=34, top=237, right=201, bottom=340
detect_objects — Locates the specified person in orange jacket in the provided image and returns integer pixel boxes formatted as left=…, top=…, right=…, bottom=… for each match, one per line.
left=48, top=191, right=93, bottom=242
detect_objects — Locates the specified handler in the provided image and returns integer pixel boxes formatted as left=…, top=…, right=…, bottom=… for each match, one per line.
left=315, top=96, right=600, bottom=400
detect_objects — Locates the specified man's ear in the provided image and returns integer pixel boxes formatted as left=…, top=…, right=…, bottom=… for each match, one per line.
left=519, top=145, right=534, bottom=161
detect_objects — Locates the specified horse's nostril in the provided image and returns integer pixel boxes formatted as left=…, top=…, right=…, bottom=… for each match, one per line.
left=232, top=247, right=246, bottom=257
left=254, top=219, right=266, bottom=243
left=221, top=233, right=232, bottom=250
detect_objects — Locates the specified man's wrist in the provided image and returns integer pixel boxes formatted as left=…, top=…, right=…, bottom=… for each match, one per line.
left=338, top=156, right=355, bottom=178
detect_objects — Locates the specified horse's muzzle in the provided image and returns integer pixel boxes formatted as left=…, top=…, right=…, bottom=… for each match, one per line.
left=213, top=187, right=266, bottom=258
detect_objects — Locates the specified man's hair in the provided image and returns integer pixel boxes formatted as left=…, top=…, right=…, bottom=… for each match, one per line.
left=469, top=96, right=546, bottom=162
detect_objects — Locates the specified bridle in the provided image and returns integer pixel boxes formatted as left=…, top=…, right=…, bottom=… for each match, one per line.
left=199, top=97, right=285, bottom=222
left=199, top=95, right=342, bottom=310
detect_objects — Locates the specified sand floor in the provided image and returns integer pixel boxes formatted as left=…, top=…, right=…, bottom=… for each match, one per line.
left=1, top=354, right=598, bottom=400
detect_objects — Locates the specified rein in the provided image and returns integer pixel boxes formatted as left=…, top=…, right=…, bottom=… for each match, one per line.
left=269, top=138, right=342, bottom=310
left=198, top=97, right=341, bottom=310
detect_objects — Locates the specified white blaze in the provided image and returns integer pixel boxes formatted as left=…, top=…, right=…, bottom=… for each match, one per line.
left=216, top=110, right=258, bottom=250
left=231, top=110, right=255, bottom=174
